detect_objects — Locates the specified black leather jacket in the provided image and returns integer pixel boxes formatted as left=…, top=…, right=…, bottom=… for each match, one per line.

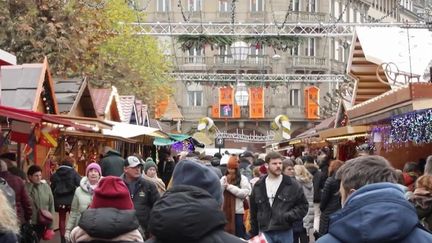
left=249, top=175, right=308, bottom=237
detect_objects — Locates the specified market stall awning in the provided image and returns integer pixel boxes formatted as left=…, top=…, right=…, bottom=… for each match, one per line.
left=0, top=105, right=93, bottom=131
left=53, top=115, right=113, bottom=130
left=102, top=121, right=168, bottom=140
left=61, top=130, right=136, bottom=143
left=153, top=133, right=191, bottom=146
left=319, top=125, right=370, bottom=141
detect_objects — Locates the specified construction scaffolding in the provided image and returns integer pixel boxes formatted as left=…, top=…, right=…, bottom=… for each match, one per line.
left=134, top=22, right=430, bottom=37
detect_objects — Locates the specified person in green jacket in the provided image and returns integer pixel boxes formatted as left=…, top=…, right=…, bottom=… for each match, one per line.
left=26, top=165, right=55, bottom=240
left=65, top=163, right=102, bottom=242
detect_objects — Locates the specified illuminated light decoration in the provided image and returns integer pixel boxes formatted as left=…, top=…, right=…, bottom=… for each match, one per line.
left=271, top=115, right=291, bottom=139
left=390, top=109, right=432, bottom=144
left=326, top=133, right=369, bottom=141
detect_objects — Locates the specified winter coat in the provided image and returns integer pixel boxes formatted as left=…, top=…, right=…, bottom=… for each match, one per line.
left=50, top=165, right=81, bottom=209
left=25, top=181, right=55, bottom=228
left=317, top=182, right=432, bottom=243
left=319, top=175, right=341, bottom=235
left=121, top=175, right=160, bottom=233
left=220, top=175, right=251, bottom=214
left=142, top=174, right=166, bottom=196
left=306, top=165, right=323, bottom=203
left=66, top=177, right=97, bottom=233
left=296, top=177, right=314, bottom=231
left=100, top=149, right=125, bottom=177
left=409, top=188, right=432, bottom=231
left=70, top=208, right=144, bottom=243
left=249, top=175, right=308, bottom=237
left=0, top=231, right=18, bottom=243
left=146, top=185, right=246, bottom=243
left=0, top=171, right=32, bottom=224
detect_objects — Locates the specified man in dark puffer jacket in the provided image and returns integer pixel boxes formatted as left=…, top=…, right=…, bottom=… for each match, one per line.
left=146, top=160, right=245, bottom=243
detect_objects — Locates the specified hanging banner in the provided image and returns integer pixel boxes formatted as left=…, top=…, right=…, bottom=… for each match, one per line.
left=38, top=125, right=59, bottom=147
left=10, top=120, right=33, bottom=143
left=304, top=86, right=320, bottom=119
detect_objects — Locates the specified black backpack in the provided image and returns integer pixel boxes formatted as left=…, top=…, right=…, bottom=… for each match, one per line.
left=19, top=223, right=38, bottom=243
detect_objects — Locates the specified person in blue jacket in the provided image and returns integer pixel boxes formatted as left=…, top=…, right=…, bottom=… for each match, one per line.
left=318, top=155, right=432, bottom=243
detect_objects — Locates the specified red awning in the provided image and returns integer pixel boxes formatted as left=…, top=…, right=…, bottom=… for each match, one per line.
left=0, top=105, right=93, bottom=131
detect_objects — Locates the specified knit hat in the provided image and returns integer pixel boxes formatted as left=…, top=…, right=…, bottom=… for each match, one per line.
left=144, top=160, right=157, bottom=173
left=89, top=176, right=133, bottom=210
left=172, top=160, right=223, bottom=206
left=86, top=162, right=102, bottom=176
left=227, top=156, right=239, bottom=169
left=259, top=164, right=267, bottom=174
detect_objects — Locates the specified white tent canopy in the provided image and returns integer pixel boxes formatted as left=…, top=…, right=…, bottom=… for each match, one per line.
left=102, top=121, right=168, bottom=139
left=353, top=26, right=432, bottom=87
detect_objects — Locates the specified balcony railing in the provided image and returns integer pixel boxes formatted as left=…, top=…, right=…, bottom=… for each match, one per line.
left=286, top=56, right=346, bottom=73
left=146, top=11, right=330, bottom=23
left=180, top=106, right=209, bottom=118
left=170, top=55, right=270, bottom=67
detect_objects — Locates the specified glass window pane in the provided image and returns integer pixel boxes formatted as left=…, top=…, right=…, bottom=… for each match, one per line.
left=196, top=91, right=202, bottom=106
left=188, top=91, right=194, bottom=106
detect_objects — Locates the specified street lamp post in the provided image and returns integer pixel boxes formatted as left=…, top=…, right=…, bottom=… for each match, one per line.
left=231, top=41, right=250, bottom=107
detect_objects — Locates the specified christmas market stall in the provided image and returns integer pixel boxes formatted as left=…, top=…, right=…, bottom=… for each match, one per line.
left=343, top=26, right=432, bottom=168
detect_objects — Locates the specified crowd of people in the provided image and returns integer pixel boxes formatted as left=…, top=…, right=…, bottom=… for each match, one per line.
left=1, top=146, right=432, bottom=243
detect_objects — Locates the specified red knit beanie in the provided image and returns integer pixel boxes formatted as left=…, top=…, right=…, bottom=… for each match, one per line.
left=227, top=156, right=239, bottom=169
left=89, top=176, right=133, bottom=210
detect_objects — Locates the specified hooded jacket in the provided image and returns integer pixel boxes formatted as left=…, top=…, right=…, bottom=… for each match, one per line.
left=50, top=165, right=81, bottom=208
left=100, top=149, right=124, bottom=177
left=146, top=185, right=245, bottom=243
left=305, top=165, right=323, bottom=203
left=296, top=176, right=314, bottom=231
left=66, top=176, right=98, bottom=233
left=70, top=207, right=144, bottom=243
left=317, top=183, right=432, bottom=243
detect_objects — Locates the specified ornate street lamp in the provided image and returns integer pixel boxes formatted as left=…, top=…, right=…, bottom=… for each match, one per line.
left=231, top=41, right=250, bottom=107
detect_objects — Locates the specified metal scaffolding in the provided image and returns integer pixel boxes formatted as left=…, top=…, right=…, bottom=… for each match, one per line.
left=172, top=72, right=347, bottom=83
left=134, top=22, right=429, bottom=37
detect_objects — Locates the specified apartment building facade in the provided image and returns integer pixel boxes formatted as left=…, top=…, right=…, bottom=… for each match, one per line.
left=140, top=0, right=418, bottom=149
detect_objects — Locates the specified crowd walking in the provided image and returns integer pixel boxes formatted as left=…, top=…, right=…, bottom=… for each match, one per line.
left=2, top=147, right=432, bottom=243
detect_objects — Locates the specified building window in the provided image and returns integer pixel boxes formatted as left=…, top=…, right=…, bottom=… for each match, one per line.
left=290, top=89, right=300, bottom=107
left=306, top=0, right=316, bottom=12
left=219, top=0, right=231, bottom=12
left=305, top=38, right=315, bottom=56
left=157, top=0, right=170, bottom=12
left=251, top=0, right=264, bottom=12
left=292, top=0, right=300, bottom=11
left=188, top=91, right=203, bottom=106
left=290, top=45, right=299, bottom=56
left=187, top=47, right=203, bottom=63
left=188, top=0, right=202, bottom=11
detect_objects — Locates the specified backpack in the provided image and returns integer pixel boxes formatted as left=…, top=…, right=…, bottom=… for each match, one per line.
left=0, top=177, right=16, bottom=209
left=19, top=223, right=38, bottom=243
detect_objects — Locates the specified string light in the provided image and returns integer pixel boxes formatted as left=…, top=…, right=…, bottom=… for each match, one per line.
left=390, top=109, right=432, bottom=144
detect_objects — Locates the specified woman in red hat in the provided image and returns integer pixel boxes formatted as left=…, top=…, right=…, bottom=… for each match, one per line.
left=70, top=176, right=144, bottom=243
left=221, top=155, right=251, bottom=239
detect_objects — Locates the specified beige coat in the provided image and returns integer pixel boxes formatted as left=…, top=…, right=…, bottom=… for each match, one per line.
left=70, top=226, right=143, bottom=243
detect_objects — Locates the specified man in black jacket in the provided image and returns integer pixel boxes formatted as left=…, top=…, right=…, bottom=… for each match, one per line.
left=100, top=146, right=124, bottom=177
left=249, top=152, right=308, bottom=243
left=121, top=156, right=160, bottom=240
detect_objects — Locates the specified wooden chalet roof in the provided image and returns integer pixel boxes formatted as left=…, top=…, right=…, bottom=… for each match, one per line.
left=119, top=95, right=138, bottom=124
left=0, top=57, right=58, bottom=114
left=90, top=86, right=123, bottom=122
left=160, top=97, right=184, bottom=121
left=54, top=78, right=97, bottom=117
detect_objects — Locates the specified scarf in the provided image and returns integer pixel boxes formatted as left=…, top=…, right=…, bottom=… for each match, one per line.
left=223, top=190, right=236, bottom=235
left=143, top=174, right=166, bottom=195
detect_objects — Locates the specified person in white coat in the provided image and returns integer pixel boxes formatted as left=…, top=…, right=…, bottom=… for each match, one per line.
left=65, top=163, right=102, bottom=241
left=220, top=155, right=251, bottom=239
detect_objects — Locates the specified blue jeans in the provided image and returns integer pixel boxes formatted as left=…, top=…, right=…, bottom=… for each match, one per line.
left=264, top=229, right=294, bottom=243
left=235, top=214, right=246, bottom=239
